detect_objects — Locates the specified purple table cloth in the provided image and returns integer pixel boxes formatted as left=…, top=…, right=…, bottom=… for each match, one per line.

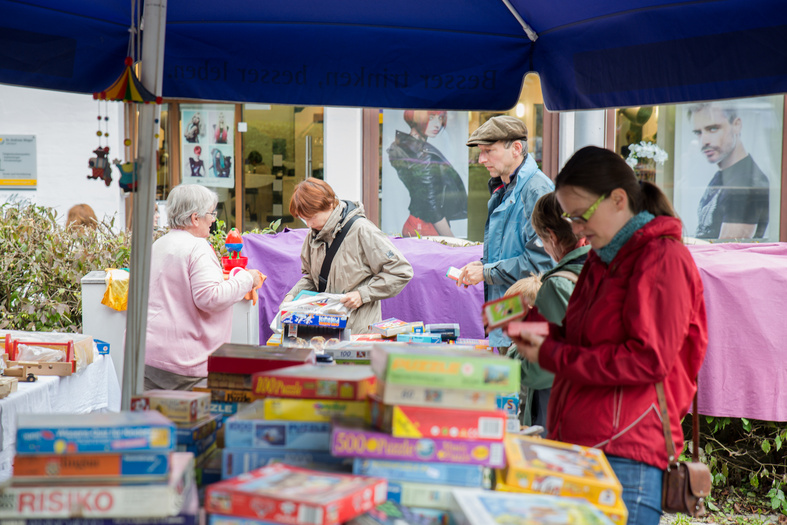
left=244, top=231, right=787, bottom=422
left=243, top=229, right=485, bottom=345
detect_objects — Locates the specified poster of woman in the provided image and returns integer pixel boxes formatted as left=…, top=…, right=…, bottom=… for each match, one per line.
left=181, top=105, right=235, bottom=189
left=673, top=95, right=783, bottom=241
left=381, top=110, right=469, bottom=238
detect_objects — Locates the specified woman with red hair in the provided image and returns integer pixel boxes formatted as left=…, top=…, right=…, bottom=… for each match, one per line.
left=283, top=178, right=413, bottom=334
left=387, top=110, right=467, bottom=237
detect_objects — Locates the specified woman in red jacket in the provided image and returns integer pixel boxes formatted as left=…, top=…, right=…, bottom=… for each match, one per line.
left=511, top=146, right=708, bottom=525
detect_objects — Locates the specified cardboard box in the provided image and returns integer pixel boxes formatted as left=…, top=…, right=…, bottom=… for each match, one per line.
left=501, top=435, right=623, bottom=509
left=204, top=463, right=386, bottom=524
left=207, top=343, right=315, bottom=375
left=252, top=364, right=376, bottom=400
left=370, top=396, right=507, bottom=441
left=371, top=344, right=519, bottom=394
left=331, top=423, right=506, bottom=468
left=378, top=380, right=499, bottom=411
left=131, top=389, right=211, bottom=424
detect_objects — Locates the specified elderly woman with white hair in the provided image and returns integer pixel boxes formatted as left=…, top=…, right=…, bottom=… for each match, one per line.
left=144, top=184, right=263, bottom=390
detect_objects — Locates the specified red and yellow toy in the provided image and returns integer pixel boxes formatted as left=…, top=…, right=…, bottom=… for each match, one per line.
left=221, top=228, right=265, bottom=304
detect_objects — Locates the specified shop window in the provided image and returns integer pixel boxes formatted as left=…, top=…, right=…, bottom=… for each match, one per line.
left=179, top=103, right=237, bottom=229
left=378, top=74, right=547, bottom=242
left=240, top=105, right=324, bottom=231
left=614, top=95, right=783, bottom=242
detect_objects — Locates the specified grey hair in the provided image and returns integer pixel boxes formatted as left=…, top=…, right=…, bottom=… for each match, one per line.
left=503, top=138, right=528, bottom=156
left=166, top=184, right=218, bottom=229
left=686, top=102, right=738, bottom=123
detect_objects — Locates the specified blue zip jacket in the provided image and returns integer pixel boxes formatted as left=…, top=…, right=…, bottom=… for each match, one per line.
left=483, top=153, right=555, bottom=347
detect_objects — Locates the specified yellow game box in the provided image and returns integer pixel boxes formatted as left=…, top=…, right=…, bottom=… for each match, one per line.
left=501, top=435, right=623, bottom=509
left=261, top=398, right=370, bottom=422
left=494, top=469, right=628, bottom=525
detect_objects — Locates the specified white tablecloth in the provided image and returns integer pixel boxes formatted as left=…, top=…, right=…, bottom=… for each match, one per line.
left=0, top=353, right=121, bottom=482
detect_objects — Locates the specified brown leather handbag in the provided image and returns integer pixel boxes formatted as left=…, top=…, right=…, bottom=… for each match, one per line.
left=656, top=382, right=712, bottom=517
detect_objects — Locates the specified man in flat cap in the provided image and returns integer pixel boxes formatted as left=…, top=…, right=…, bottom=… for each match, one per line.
left=457, top=115, right=554, bottom=349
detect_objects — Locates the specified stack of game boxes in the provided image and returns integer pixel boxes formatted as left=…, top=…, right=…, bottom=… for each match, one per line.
left=221, top=364, right=376, bottom=478
left=200, top=342, right=316, bottom=420
left=205, top=463, right=388, bottom=525
left=279, top=297, right=351, bottom=350
left=1, top=411, right=197, bottom=522
left=327, top=344, right=516, bottom=518
left=369, top=318, right=425, bottom=339
left=493, top=434, right=628, bottom=525
left=130, top=389, right=223, bottom=497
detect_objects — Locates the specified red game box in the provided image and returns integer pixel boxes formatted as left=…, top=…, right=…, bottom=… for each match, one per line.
left=369, top=395, right=507, bottom=442
left=252, top=364, right=377, bottom=400
left=205, top=463, right=387, bottom=524
left=207, top=343, right=315, bottom=375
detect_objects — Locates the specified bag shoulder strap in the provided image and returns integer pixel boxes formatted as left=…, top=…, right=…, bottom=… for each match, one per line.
left=656, top=382, right=700, bottom=465
left=318, top=202, right=361, bottom=293
left=545, top=270, right=579, bottom=284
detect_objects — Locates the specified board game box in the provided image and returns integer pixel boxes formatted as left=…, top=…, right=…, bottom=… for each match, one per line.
left=369, top=319, right=424, bottom=338
left=194, top=386, right=258, bottom=403
left=252, top=364, right=376, bottom=400
left=370, top=396, right=506, bottom=441
left=12, top=452, right=170, bottom=483
left=352, top=458, right=487, bottom=487
left=0, top=452, right=194, bottom=518
left=345, top=501, right=449, bottom=525
left=386, top=480, right=455, bottom=510
left=501, top=435, right=623, bottom=508
left=207, top=344, right=315, bottom=375
left=222, top=448, right=353, bottom=478
left=261, top=398, right=369, bottom=422
left=494, top=470, right=628, bottom=525
left=449, top=488, right=615, bottom=525
left=174, top=414, right=222, bottom=445
left=130, top=389, right=210, bottom=424
left=15, top=411, right=175, bottom=455
left=225, top=401, right=332, bottom=450
left=377, top=380, right=499, bottom=411
left=331, top=423, right=506, bottom=468
left=371, top=345, right=519, bottom=393
left=205, top=463, right=387, bottom=524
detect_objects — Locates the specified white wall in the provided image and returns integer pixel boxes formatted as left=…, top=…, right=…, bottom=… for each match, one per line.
left=0, top=85, right=124, bottom=225
left=323, top=107, right=362, bottom=201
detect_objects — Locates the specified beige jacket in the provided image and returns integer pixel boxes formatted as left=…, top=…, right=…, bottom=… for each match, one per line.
left=287, top=201, right=413, bottom=334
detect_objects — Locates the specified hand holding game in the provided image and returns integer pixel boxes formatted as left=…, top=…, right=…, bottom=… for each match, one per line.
left=507, top=323, right=545, bottom=363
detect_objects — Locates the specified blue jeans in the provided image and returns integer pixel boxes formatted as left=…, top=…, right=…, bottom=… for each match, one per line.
left=606, top=455, right=663, bottom=525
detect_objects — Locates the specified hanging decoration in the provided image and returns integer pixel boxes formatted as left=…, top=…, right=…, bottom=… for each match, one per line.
left=87, top=101, right=113, bottom=186
left=95, top=56, right=163, bottom=105
left=88, top=0, right=160, bottom=192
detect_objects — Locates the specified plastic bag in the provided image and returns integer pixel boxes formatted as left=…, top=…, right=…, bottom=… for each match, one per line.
left=101, top=268, right=129, bottom=311
left=270, top=293, right=351, bottom=332
left=17, top=343, right=66, bottom=363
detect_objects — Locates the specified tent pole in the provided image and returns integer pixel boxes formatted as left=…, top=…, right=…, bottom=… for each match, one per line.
left=121, top=0, right=167, bottom=410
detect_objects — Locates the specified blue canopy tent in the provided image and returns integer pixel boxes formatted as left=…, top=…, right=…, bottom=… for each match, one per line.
left=2, top=0, right=786, bottom=111
left=2, top=0, right=786, bottom=405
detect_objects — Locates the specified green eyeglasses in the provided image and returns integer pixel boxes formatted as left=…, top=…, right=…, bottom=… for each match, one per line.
left=562, top=194, right=606, bottom=224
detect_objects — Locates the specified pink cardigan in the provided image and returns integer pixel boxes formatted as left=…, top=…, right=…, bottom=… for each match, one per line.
left=145, top=230, right=254, bottom=377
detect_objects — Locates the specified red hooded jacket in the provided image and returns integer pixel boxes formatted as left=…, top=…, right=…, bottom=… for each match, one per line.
left=539, top=216, right=708, bottom=469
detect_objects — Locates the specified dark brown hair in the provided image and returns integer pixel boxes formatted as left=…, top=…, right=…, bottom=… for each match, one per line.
left=289, top=178, right=338, bottom=218
left=531, top=192, right=581, bottom=252
left=555, top=146, right=675, bottom=217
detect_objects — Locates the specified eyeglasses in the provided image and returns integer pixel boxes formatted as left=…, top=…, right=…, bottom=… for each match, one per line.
left=205, top=210, right=218, bottom=219
left=562, top=194, right=606, bottom=224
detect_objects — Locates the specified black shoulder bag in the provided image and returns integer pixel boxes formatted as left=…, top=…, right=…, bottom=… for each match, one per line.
left=317, top=201, right=361, bottom=293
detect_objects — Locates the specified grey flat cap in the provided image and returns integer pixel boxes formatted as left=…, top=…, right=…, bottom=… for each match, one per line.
left=466, top=115, right=528, bottom=146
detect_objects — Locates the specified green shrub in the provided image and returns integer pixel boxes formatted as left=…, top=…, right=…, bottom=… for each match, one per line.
left=0, top=200, right=132, bottom=333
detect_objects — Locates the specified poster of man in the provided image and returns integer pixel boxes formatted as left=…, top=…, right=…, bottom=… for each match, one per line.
left=674, top=96, right=783, bottom=241
left=381, top=110, right=469, bottom=238
left=181, top=105, right=235, bottom=189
